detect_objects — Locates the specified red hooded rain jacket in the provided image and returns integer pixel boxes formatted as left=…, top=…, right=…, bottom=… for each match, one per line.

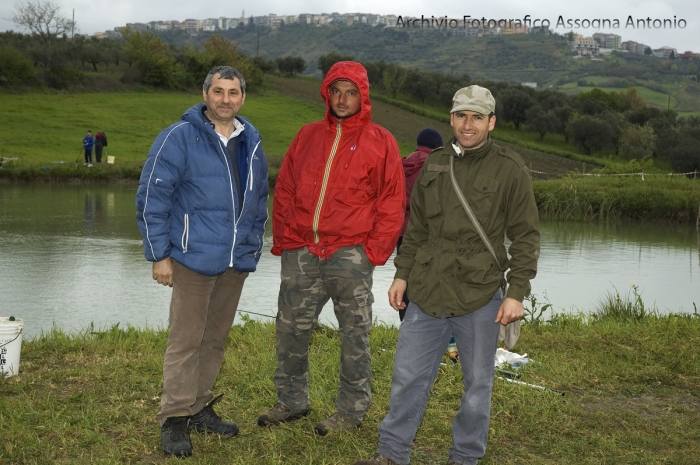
left=271, top=61, right=405, bottom=266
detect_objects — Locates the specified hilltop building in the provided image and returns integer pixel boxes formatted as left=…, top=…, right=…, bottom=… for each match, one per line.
left=96, top=10, right=693, bottom=57
left=653, top=46, right=677, bottom=58
left=571, top=34, right=599, bottom=56
left=592, top=33, right=621, bottom=50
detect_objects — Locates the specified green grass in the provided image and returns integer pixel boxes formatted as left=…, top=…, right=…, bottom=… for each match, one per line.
left=1, top=309, right=699, bottom=464
left=0, top=90, right=324, bottom=167
left=534, top=174, right=700, bottom=222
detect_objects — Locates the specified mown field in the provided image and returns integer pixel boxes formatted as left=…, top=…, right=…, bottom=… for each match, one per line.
left=0, top=89, right=322, bottom=165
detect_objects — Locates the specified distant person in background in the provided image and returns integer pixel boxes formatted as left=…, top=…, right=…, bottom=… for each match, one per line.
left=82, top=130, right=94, bottom=166
left=94, top=131, right=108, bottom=163
left=396, top=128, right=443, bottom=321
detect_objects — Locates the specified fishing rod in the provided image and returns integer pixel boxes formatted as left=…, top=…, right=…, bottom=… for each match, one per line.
left=496, top=376, right=565, bottom=396
left=74, top=147, right=84, bottom=167
left=237, top=309, right=276, bottom=319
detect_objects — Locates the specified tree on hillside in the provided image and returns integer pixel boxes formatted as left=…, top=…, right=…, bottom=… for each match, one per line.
left=566, top=115, right=615, bottom=154
left=276, top=56, right=306, bottom=75
left=382, top=64, right=406, bottom=98
left=121, top=27, right=184, bottom=89
left=499, top=87, right=535, bottom=130
left=667, top=133, right=700, bottom=173
left=10, top=1, right=76, bottom=46
left=80, top=37, right=106, bottom=72
left=0, top=45, right=40, bottom=86
left=318, top=52, right=354, bottom=75
left=252, top=56, right=276, bottom=74
left=525, top=105, right=559, bottom=141
left=619, top=124, right=657, bottom=160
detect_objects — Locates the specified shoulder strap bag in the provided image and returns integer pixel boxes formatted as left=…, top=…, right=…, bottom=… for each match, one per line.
left=449, top=155, right=521, bottom=349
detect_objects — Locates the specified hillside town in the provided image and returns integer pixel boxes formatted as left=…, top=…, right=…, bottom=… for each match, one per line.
left=92, top=11, right=697, bottom=59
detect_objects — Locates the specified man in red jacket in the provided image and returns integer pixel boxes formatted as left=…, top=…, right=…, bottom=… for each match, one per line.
left=258, top=61, right=405, bottom=436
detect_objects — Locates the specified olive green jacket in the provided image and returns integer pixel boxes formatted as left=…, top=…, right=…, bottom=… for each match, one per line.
left=395, top=139, right=540, bottom=318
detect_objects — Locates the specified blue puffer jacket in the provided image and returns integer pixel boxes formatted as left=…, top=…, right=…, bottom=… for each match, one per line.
left=136, top=103, right=268, bottom=276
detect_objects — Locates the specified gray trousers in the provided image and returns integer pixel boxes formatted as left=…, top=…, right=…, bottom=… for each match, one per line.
left=274, top=245, right=374, bottom=422
left=156, top=260, right=248, bottom=426
left=376, top=292, right=502, bottom=465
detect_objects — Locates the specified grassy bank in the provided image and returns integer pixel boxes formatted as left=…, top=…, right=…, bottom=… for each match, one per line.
left=534, top=174, right=700, bottom=222
left=1, top=306, right=699, bottom=464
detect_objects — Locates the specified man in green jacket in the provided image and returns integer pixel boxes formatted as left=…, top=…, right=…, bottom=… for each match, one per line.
left=355, top=86, right=540, bottom=465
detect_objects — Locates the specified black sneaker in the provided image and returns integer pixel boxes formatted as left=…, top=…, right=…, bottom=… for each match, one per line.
left=161, top=417, right=192, bottom=457
left=190, top=394, right=239, bottom=438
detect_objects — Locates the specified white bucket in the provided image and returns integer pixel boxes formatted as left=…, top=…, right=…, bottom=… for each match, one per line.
left=106, top=155, right=115, bottom=164
left=0, top=317, right=24, bottom=377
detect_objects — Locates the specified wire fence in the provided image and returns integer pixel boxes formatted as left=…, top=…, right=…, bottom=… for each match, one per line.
left=531, top=169, right=698, bottom=181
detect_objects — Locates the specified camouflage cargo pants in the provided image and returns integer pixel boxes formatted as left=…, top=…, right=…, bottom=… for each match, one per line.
left=275, top=245, right=374, bottom=422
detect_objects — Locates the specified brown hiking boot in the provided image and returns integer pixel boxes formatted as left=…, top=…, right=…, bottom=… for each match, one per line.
left=257, top=401, right=310, bottom=426
left=314, top=411, right=361, bottom=436
left=353, top=453, right=401, bottom=465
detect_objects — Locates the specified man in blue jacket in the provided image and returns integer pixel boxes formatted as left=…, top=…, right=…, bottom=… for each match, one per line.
left=136, top=66, right=269, bottom=458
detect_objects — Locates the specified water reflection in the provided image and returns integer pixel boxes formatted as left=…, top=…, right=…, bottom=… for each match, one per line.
left=0, top=184, right=698, bottom=339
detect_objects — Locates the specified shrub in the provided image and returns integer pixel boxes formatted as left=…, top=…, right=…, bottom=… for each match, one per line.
left=0, top=45, right=40, bottom=87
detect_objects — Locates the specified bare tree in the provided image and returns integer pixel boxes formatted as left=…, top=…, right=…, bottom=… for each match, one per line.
left=10, top=1, right=76, bottom=45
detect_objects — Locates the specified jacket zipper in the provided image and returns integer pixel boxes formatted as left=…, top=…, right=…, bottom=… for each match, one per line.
left=181, top=213, right=189, bottom=253
left=313, top=121, right=342, bottom=243
left=217, top=139, right=238, bottom=268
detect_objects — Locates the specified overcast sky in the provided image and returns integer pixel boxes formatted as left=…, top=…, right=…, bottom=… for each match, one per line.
left=1, top=0, right=697, bottom=52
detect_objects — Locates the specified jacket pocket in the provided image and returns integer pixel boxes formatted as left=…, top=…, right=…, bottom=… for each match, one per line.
left=419, top=171, right=442, bottom=218
left=453, top=251, right=502, bottom=306
left=407, top=247, right=434, bottom=303
left=470, top=174, right=500, bottom=225
left=181, top=213, right=189, bottom=253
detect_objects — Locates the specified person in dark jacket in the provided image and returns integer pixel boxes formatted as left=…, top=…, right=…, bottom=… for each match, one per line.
left=396, top=128, right=443, bottom=321
left=258, top=61, right=405, bottom=436
left=135, top=66, right=268, bottom=458
left=94, top=131, right=107, bottom=163
left=356, top=86, right=540, bottom=465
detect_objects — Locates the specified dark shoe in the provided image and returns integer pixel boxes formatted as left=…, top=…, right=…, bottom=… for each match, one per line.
left=314, top=411, right=361, bottom=436
left=190, top=394, right=239, bottom=438
left=257, top=401, right=310, bottom=426
left=161, top=417, right=192, bottom=457
left=353, top=453, right=400, bottom=465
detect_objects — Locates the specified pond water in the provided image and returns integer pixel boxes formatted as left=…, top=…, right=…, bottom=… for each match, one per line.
left=1, top=184, right=698, bottom=339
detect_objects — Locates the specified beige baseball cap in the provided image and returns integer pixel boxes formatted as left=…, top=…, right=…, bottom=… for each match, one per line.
left=450, top=85, right=495, bottom=115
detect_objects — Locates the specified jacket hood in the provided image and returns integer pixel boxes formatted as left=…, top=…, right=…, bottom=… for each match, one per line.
left=402, top=146, right=433, bottom=178
left=321, top=61, right=371, bottom=127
